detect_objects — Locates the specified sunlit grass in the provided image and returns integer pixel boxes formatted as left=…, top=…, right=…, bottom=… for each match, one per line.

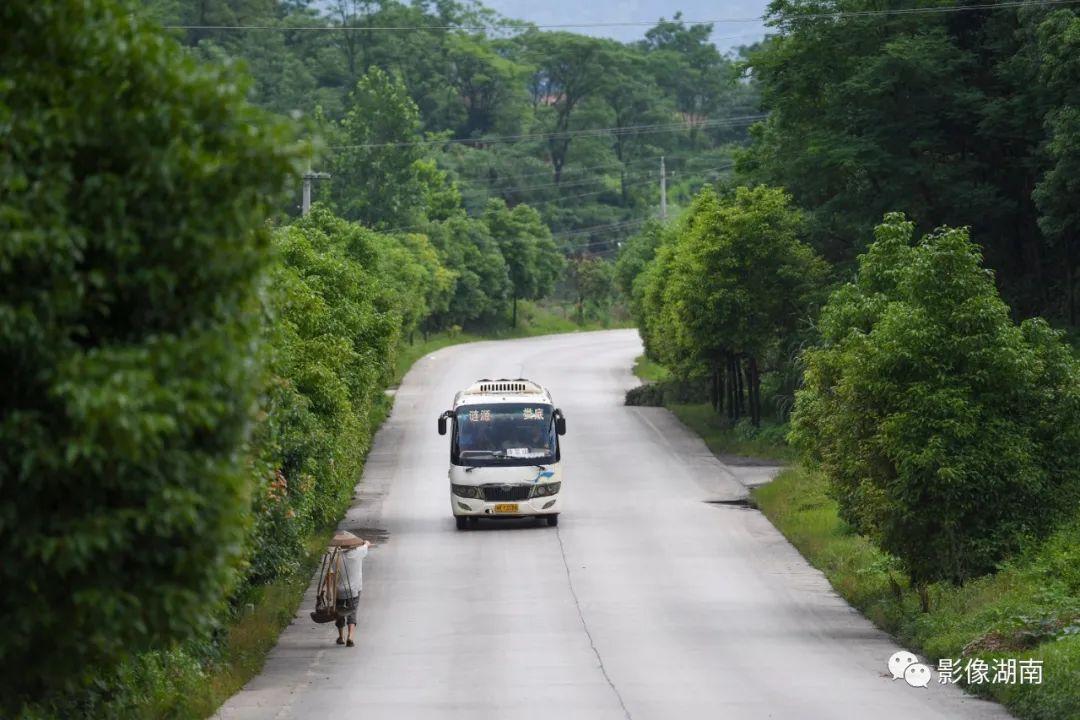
left=632, top=354, right=670, bottom=382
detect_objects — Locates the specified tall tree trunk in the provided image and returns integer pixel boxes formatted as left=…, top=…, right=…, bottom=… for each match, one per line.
left=735, top=355, right=745, bottom=420
left=725, top=353, right=735, bottom=422
left=749, top=356, right=761, bottom=427
left=709, top=359, right=721, bottom=413
left=1067, top=235, right=1076, bottom=327
left=729, top=354, right=741, bottom=422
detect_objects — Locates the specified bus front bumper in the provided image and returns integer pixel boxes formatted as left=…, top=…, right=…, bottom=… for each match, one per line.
left=451, top=494, right=560, bottom=517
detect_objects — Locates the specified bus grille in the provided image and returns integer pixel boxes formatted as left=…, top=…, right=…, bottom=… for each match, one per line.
left=481, top=485, right=531, bottom=502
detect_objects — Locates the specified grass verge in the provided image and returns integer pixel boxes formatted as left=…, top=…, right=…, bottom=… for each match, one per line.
left=753, top=467, right=1080, bottom=720
left=179, top=531, right=332, bottom=718
left=665, top=403, right=795, bottom=463
left=632, top=354, right=671, bottom=383
left=628, top=355, right=793, bottom=463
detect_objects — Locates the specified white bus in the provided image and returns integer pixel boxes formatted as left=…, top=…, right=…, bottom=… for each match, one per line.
left=438, top=379, right=567, bottom=530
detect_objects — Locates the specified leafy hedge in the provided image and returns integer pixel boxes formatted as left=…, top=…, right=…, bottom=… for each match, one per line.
left=16, top=206, right=440, bottom=718
left=245, top=208, right=434, bottom=586
left=0, top=0, right=298, bottom=708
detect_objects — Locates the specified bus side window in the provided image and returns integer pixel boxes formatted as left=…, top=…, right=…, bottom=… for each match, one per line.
left=450, top=417, right=460, bottom=464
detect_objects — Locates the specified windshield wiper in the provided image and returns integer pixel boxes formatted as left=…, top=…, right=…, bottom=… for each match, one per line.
left=460, top=449, right=505, bottom=458
left=460, top=449, right=504, bottom=471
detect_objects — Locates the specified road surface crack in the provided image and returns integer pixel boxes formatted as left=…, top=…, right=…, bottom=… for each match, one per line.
left=555, top=526, right=634, bottom=720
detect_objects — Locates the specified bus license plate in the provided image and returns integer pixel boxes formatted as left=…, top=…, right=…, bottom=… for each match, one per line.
left=494, top=503, right=519, bottom=513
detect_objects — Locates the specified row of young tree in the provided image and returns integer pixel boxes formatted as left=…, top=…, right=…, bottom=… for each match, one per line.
left=618, top=0, right=1080, bottom=600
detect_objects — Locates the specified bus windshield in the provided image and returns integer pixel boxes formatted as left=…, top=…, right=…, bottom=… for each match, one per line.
left=454, top=403, right=557, bottom=466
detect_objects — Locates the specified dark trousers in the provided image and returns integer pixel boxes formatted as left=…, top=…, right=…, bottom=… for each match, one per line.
left=335, top=593, right=359, bottom=628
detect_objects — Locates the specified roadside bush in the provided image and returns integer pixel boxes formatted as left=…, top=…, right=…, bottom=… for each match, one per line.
left=0, top=0, right=297, bottom=708
left=245, top=209, right=410, bottom=588
left=790, top=214, right=1080, bottom=592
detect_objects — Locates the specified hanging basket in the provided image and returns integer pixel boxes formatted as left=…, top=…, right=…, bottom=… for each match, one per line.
left=310, top=548, right=340, bottom=624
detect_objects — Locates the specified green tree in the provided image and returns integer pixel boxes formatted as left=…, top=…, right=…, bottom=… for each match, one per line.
left=445, top=33, right=529, bottom=138
left=653, top=186, right=824, bottom=424
left=422, top=214, right=511, bottom=329
left=741, top=0, right=1074, bottom=322
left=483, top=199, right=564, bottom=326
left=639, top=14, right=743, bottom=144
left=1033, top=8, right=1080, bottom=325
left=568, top=256, right=616, bottom=324
left=602, top=48, right=676, bottom=201
left=789, top=214, right=1080, bottom=599
left=331, top=67, right=429, bottom=227
left=521, top=31, right=618, bottom=184
left=0, top=0, right=297, bottom=706
left=615, top=219, right=666, bottom=300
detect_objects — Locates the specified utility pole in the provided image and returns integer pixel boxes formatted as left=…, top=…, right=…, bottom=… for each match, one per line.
left=302, top=169, right=331, bottom=216
left=659, top=156, right=667, bottom=219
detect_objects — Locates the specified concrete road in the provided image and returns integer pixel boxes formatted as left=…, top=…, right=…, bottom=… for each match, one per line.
left=217, top=329, right=1011, bottom=720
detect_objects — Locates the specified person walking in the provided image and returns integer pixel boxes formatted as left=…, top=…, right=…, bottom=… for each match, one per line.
left=329, top=531, right=371, bottom=648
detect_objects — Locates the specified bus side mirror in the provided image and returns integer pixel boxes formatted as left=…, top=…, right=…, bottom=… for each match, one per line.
left=555, top=410, right=566, bottom=436
left=438, top=411, right=450, bottom=436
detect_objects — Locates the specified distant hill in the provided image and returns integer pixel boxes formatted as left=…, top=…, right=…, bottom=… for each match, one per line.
left=479, top=0, right=770, bottom=51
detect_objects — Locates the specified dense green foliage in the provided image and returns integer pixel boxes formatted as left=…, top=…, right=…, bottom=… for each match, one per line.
left=741, top=0, right=1080, bottom=325
left=10, top=0, right=1080, bottom=717
left=567, top=256, right=617, bottom=323
left=789, top=214, right=1080, bottom=589
left=245, top=208, right=426, bottom=584
left=140, top=0, right=761, bottom=314
left=0, top=0, right=299, bottom=707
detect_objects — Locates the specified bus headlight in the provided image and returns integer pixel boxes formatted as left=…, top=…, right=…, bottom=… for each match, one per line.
left=531, top=482, right=561, bottom=498
left=451, top=484, right=481, bottom=499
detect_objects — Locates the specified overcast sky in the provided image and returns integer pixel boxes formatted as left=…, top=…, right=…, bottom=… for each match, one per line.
left=478, top=0, right=771, bottom=53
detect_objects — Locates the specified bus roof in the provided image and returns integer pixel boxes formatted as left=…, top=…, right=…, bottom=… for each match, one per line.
left=452, top=378, right=553, bottom=408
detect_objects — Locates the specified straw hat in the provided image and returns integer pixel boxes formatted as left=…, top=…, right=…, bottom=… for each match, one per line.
left=330, top=530, right=365, bottom=548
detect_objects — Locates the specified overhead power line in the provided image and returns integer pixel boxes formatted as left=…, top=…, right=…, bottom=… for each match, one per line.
left=552, top=218, right=649, bottom=239
left=504, top=176, right=665, bottom=207
left=326, top=115, right=767, bottom=150
left=162, top=0, right=1080, bottom=32
left=455, top=156, right=661, bottom=185
left=515, top=162, right=733, bottom=206
left=457, top=167, right=656, bottom=194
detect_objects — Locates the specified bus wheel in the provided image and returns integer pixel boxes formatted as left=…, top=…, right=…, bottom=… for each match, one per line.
left=546, top=514, right=559, bottom=527
left=455, top=516, right=468, bottom=530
